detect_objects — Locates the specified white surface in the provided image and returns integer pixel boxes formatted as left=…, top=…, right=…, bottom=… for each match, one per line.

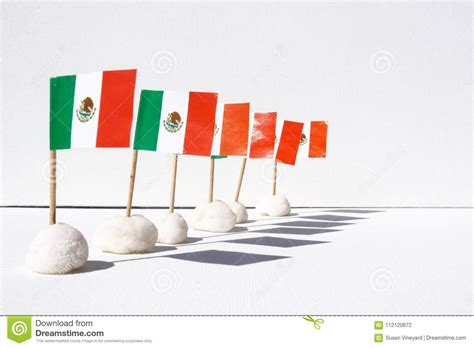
left=1, top=2, right=472, bottom=207
left=1, top=207, right=471, bottom=315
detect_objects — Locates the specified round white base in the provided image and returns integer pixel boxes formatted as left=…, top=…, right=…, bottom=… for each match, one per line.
left=27, top=223, right=89, bottom=274
left=155, top=212, right=188, bottom=244
left=256, top=194, right=291, bottom=217
left=226, top=201, right=248, bottom=223
left=94, top=215, right=157, bottom=254
left=192, top=200, right=236, bottom=232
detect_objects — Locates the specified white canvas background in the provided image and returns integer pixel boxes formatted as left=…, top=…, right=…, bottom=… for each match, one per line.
left=1, top=1, right=472, bottom=207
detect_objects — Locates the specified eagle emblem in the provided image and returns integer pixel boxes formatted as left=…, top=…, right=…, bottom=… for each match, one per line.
left=300, top=133, right=308, bottom=146
left=76, top=97, right=96, bottom=123
left=163, top=111, right=183, bottom=133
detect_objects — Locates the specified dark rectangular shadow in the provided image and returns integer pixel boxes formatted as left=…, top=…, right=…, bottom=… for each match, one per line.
left=257, top=227, right=340, bottom=235
left=224, top=236, right=329, bottom=248
left=300, top=214, right=365, bottom=221
left=324, top=209, right=383, bottom=214
left=182, top=237, right=203, bottom=244
left=164, top=249, right=288, bottom=266
left=274, top=221, right=352, bottom=228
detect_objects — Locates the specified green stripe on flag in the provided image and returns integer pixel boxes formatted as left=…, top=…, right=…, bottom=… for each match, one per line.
left=134, top=90, right=164, bottom=151
left=50, top=75, right=76, bottom=150
left=211, top=155, right=227, bottom=159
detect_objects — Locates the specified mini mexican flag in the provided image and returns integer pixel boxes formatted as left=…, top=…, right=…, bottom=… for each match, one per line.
left=50, top=69, right=137, bottom=150
left=298, top=121, right=328, bottom=158
left=133, top=90, right=218, bottom=156
left=211, top=102, right=250, bottom=157
left=248, top=112, right=277, bottom=158
left=275, top=120, right=304, bottom=165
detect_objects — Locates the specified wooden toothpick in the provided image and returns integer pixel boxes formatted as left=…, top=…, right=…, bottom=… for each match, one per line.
left=272, top=160, right=277, bottom=195
left=169, top=154, right=178, bottom=213
left=126, top=150, right=139, bottom=217
left=234, top=158, right=247, bottom=202
left=208, top=157, right=215, bottom=203
left=49, top=150, right=56, bottom=225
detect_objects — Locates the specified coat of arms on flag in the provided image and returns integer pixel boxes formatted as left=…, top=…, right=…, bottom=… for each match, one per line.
left=76, top=96, right=96, bottom=123
left=163, top=111, right=183, bottom=133
left=299, top=133, right=308, bottom=146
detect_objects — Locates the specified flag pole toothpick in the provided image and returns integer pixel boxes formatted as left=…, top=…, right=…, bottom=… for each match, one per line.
left=272, top=160, right=277, bottom=196
left=49, top=150, right=56, bottom=225
left=208, top=158, right=215, bottom=203
left=126, top=150, right=139, bottom=217
left=234, top=158, right=247, bottom=202
left=169, top=154, right=178, bottom=213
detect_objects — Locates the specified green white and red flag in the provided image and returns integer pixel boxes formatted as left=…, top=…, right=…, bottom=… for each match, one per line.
left=50, top=69, right=137, bottom=150
left=211, top=102, right=250, bottom=157
left=297, top=121, right=328, bottom=158
left=275, top=120, right=304, bottom=165
left=133, top=90, right=218, bottom=156
left=248, top=112, right=277, bottom=158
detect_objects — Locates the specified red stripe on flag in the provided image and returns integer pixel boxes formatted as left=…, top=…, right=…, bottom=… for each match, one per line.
left=276, top=121, right=304, bottom=165
left=309, top=121, right=328, bottom=158
left=220, top=103, right=250, bottom=156
left=96, top=69, right=137, bottom=148
left=183, top=92, right=218, bottom=156
left=249, top=112, right=277, bottom=158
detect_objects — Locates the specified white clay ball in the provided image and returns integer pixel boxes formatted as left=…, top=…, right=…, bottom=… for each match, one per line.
left=155, top=212, right=188, bottom=244
left=27, top=223, right=89, bottom=274
left=193, top=200, right=236, bottom=232
left=226, top=201, right=248, bottom=223
left=256, top=194, right=291, bottom=217
left=94, top=215, right=157, bottom=254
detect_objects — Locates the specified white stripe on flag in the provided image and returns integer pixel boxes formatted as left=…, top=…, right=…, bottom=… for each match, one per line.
left=246, top=109, right=255, bottom=158
left=273, top=119, right=284, bottom=159
left=156, top=91, right=189, bottom=154
left=211, top=103, right=224, bottom=156
left=70, top=71, right=103, bottom=148
left=297, top=121, right=311, bottom=158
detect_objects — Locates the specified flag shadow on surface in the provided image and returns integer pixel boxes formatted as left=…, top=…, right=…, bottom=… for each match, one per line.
left=273, top=220, right=352, bottom=228
left=181, top=237, right=203, bottom=244
left=69, top=260, right=115, bottom=274
left=164, top=249, right=289, bottom=266
left=324, top=209, right=383, bottom=214
left=298, top=214, right=366, bottom=222
left=254, top=227, right=340, bottom=235
left=150, top=245, right=178, bottom=253
left=223, top=236, right=329, bottom=248
left=106, top=210, right=383, bottom=267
